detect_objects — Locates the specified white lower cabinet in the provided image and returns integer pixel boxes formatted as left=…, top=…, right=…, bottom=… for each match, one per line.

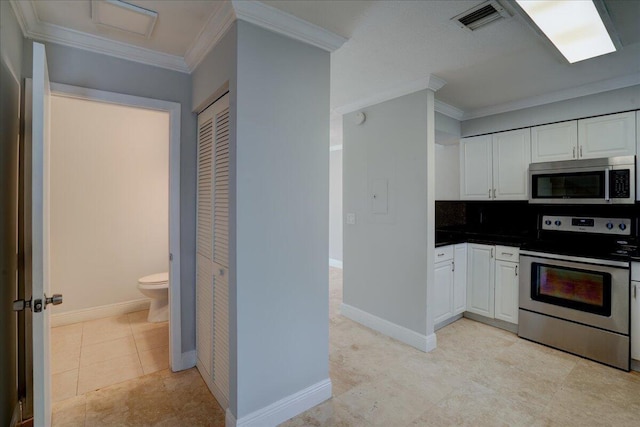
left=434, top=258, right=454, bottom=325
left=467, top=243, right=519, bottom=325
left=632, top=262, right=640, bottom=362
left=434, top=244, right=467, bottom=325
left=494, top=260, right=519, bottom=324
left=466, top=243, right=495, bottom=318
left=453, top=244, right=467, bottom=315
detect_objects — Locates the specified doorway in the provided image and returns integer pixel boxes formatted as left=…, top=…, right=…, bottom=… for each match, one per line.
left=45, top=84, right=182, bottom=403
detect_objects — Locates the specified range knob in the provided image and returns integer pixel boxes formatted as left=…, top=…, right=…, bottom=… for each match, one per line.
left=554, top=220, right=562, bottom=226
left=619, top=223, right=627, bottom=231
left=544, top=220, right=552, bottom=226
left=606, top=222, right=614, bottom=230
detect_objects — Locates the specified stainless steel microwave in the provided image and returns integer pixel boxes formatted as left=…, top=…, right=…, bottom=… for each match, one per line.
left=529, top=156, right=635, bottom=204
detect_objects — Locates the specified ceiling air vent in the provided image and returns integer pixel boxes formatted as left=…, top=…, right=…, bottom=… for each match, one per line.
left=452, top=1, right=511, bottom=31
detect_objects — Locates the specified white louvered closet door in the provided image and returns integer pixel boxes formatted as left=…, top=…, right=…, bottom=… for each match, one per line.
left=196, top=93, right=230, bottom=409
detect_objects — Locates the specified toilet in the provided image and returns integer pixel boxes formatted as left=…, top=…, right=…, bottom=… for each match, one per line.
left=137, top=272, right=169, bottom=323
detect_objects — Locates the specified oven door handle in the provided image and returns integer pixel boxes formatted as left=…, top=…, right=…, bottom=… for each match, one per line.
left=519, top=250, right=630, bottom=268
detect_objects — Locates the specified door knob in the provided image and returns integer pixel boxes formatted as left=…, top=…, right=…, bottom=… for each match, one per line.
left=44, top=293, right=63, bottom=308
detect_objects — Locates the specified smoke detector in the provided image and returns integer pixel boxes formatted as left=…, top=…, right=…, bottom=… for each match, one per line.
left=452, top=1, right=511, bottom=31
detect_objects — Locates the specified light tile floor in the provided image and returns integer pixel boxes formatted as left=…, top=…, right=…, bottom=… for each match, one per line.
left=53, top=268, right=640, bottom=426
left=52, top=310, right=169, bottom=403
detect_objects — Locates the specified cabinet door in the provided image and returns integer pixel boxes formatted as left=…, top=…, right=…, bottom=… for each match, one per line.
left=494, top=260, right=519, bottom=324
left=434, top=260, right=454, bottom=325
left=453, top=244, right=467, bottom=315
left=578, top=111, right=636, bottom=159
left=632, top=281, right=640, bottom=361
left=492, top=129, right=531, bottom=200
left=460, top=135, right=493, bottom=200
left=466, top=244, right=495, bottom=318
left=531, top=121, right=577, bottom=163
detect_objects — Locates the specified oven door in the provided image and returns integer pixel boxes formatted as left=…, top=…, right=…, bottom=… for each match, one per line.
left=519, top=251, right=629, bottom=334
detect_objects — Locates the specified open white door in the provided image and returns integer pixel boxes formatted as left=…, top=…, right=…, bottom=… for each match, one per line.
left=31, top=41, right=54, bottom=427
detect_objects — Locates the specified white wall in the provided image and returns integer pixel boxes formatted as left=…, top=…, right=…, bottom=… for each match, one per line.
left=234, top=20, right=330, bottom=419
left=329, top=148, right=343, bottom=264
left=343, top=90, right=429, bottom=336
left=435, top=144, right=460, bottom=200
left=50, top=96, right=169, bottom=313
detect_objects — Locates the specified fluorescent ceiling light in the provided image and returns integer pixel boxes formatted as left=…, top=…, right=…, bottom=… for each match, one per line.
left=516, top=0, right=616, bottom=63
left=91, top=0, right=158, bottom=38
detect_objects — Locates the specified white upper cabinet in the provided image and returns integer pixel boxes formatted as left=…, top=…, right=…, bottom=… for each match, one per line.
left=578, top=111, right=636, bottom=159
left=460, top=135, right=492, bottom=200
left=531, top=121, right=578, bottom=163
left=460, top=130, right=530, bottom=200
left=492, top=129, right=531, bottom=200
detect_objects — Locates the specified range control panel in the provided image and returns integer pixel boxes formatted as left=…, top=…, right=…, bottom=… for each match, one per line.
left=541, top=215, right=631, bottom=236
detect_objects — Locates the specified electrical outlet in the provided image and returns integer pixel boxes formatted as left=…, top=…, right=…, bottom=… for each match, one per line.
left=346, top=213, right=356, bottom=225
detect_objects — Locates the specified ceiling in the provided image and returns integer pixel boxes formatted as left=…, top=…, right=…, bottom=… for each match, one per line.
left=12, top=0, right=640, bottom=120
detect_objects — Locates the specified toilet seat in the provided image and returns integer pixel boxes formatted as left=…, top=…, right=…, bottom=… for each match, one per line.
left=138, top=272, right=169, bottom=285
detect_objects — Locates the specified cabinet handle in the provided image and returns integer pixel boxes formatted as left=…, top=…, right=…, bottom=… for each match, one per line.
left=515, top=265, right=518, bottom=276
left=437, top=253, right=445, bottom=257
left=634, top=284, right=637, bottom=299
left=573, top=147, right=576, bottom=159
left=488, top=189, right=491, bottom=199
left=493, top=188, right=496, bottom=198
left=580, top=146, right=583, bottom=157
left=501, top=252, right=513, bottom=257
left=491, top=248, right=494, bottom=258
left=452, top=261, right=455, bottom=272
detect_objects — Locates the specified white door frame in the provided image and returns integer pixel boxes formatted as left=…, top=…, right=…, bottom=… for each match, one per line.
left=49, top=82, right=183, bottom=371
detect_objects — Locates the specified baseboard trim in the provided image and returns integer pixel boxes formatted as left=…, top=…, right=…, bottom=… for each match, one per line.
left=463, top=312, right=518, bottom=334
left=229, top=378, right=332, bottom=427
left=51, top=298, right=150, bottom=327
left=435, top=314, right=463, bottom=331
left=631, top=359, right=640, bottom=372
left=329, top=258, right=343, bottom=269
left=226, top=409, right=237, bottom=427
left=173, top=350, right=196, bottom=372
left=340, top=303, right=431, bottom=352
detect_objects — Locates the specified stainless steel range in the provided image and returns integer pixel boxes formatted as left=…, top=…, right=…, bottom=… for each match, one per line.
left=519, top=214, right=635, bottom=370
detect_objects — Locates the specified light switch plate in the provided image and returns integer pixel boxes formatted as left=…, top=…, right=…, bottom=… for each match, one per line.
left=346, top=213, right=356, bottom=225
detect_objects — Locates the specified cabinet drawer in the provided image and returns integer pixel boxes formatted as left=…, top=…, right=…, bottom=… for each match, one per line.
left=435, top=245, right=454, bottom=262
left=632, top=262, right=640, bottom=282
left=495, top=245, right=519, bottom=262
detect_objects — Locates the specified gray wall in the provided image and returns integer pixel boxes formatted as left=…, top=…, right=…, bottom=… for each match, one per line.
left=343, top=90, right=429, bottom=335
left=192, top=24, right=237, bottom=112
left=462, top=85, right=640, bottom=136
left=0, top=1, right=23, bottom=424
left=234, top=20, right=330, bottom=418
left=329, top=149, right=343, bottom=263
left=22, top=40, right=198, bottom=354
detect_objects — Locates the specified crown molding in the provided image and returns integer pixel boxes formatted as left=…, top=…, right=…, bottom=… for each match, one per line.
left=427, top=74, right=446, bottom=92
left=231, top=0, right=347, bottom=52
left=435, top=100, right=465, bottom=120
left=10, top=0, right=348, bottom=74
left=463, top=73, right=640, bottom=120
left=10, top=0, right=190, bottom=73
left=184, top=0, right=235, bottom=70
left=333, top=75, right=459, bottom=116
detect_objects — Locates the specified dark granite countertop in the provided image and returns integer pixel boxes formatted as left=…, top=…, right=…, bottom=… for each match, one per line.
left=436, top=227, right=532, bottom=248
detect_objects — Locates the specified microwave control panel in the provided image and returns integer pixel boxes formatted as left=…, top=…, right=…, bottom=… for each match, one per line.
left=541, top=215, right=631, bottom=236
left=609, top=169, right=631, bottom=198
